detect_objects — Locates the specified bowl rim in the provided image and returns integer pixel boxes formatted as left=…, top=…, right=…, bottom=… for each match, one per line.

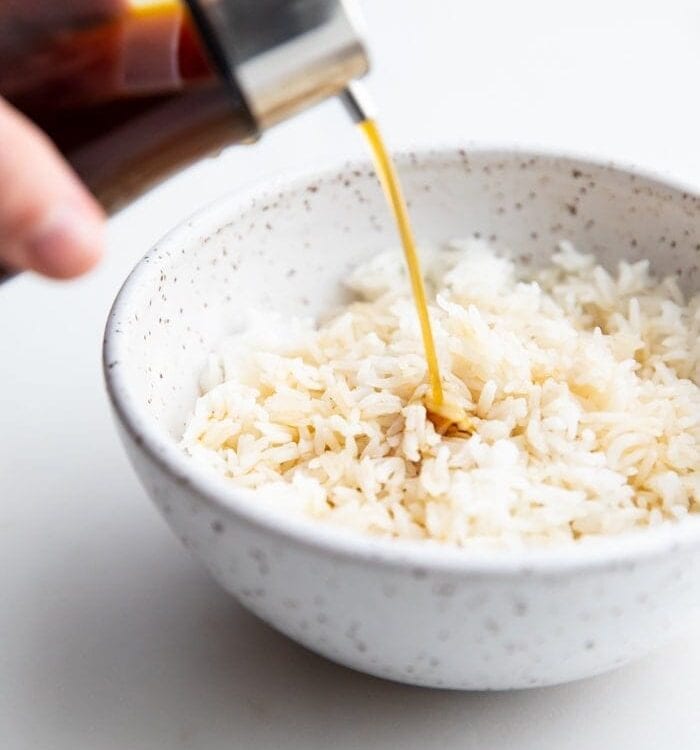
left=104, top=145, right=700, bottom=574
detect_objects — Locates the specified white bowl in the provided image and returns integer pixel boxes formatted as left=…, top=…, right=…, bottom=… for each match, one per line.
left=104, top=149, right=700, bottom=689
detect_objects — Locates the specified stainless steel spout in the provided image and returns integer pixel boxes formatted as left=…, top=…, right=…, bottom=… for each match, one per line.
left=185, top=0, right=370, bottom=131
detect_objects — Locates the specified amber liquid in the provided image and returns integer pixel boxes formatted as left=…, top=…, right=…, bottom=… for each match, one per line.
left=357, top=119, right=445, bottom=409
left=0, top=0, right=254, bottom=209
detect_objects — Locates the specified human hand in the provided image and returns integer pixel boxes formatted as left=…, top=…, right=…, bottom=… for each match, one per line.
left=0, top=97, right=105, bottom=279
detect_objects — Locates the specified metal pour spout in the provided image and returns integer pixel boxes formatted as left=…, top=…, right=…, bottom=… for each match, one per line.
left=339, top=80, right=375, bottom=124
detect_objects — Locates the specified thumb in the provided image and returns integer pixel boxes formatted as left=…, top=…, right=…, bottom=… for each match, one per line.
left=0, top=98, right=105, bottom=279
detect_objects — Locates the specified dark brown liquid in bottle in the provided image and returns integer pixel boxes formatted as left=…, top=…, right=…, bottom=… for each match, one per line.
left=0, top=1, right=254, bottom=210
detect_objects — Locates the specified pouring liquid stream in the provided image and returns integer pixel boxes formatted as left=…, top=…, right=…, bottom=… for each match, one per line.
left=352, top=113, right=472, bottom=433
left=358, top=119, right=444, bottom=408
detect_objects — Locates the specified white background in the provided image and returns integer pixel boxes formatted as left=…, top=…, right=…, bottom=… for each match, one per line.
left=2, top=0, right=700, bottom=747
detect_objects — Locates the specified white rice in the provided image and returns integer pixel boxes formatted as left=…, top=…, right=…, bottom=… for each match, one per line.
left=181, top=240, right=700, bottom=548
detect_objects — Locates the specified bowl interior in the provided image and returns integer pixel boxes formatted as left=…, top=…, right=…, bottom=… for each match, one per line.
left=107, top=149, right=700, bottom=454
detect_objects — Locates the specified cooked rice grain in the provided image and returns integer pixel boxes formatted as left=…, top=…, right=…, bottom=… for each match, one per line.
left=181, top=240, right=700, bottom=548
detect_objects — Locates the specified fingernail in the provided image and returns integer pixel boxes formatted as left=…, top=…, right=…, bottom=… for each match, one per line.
left=27, top=204, right=103, bottom=279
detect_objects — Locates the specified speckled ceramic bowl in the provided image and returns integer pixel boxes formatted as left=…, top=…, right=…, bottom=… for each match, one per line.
left=104, top=149, right=700, bottom=690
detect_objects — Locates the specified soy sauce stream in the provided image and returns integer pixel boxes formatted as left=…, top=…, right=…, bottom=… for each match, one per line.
left=340, top=84, right=445, bottom=409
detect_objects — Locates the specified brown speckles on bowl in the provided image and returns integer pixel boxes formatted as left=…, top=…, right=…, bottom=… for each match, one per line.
left=104, top=148, right=700, bottom=691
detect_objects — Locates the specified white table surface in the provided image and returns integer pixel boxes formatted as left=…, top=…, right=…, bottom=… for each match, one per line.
left=2, top=1, right=700, bottom=747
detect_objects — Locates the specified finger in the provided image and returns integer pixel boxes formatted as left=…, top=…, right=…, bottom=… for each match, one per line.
left=0, top=98, right=105, bottom=279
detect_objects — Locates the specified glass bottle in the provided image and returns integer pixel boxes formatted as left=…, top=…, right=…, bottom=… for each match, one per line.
left=0, top=0, right=368, bottom=210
